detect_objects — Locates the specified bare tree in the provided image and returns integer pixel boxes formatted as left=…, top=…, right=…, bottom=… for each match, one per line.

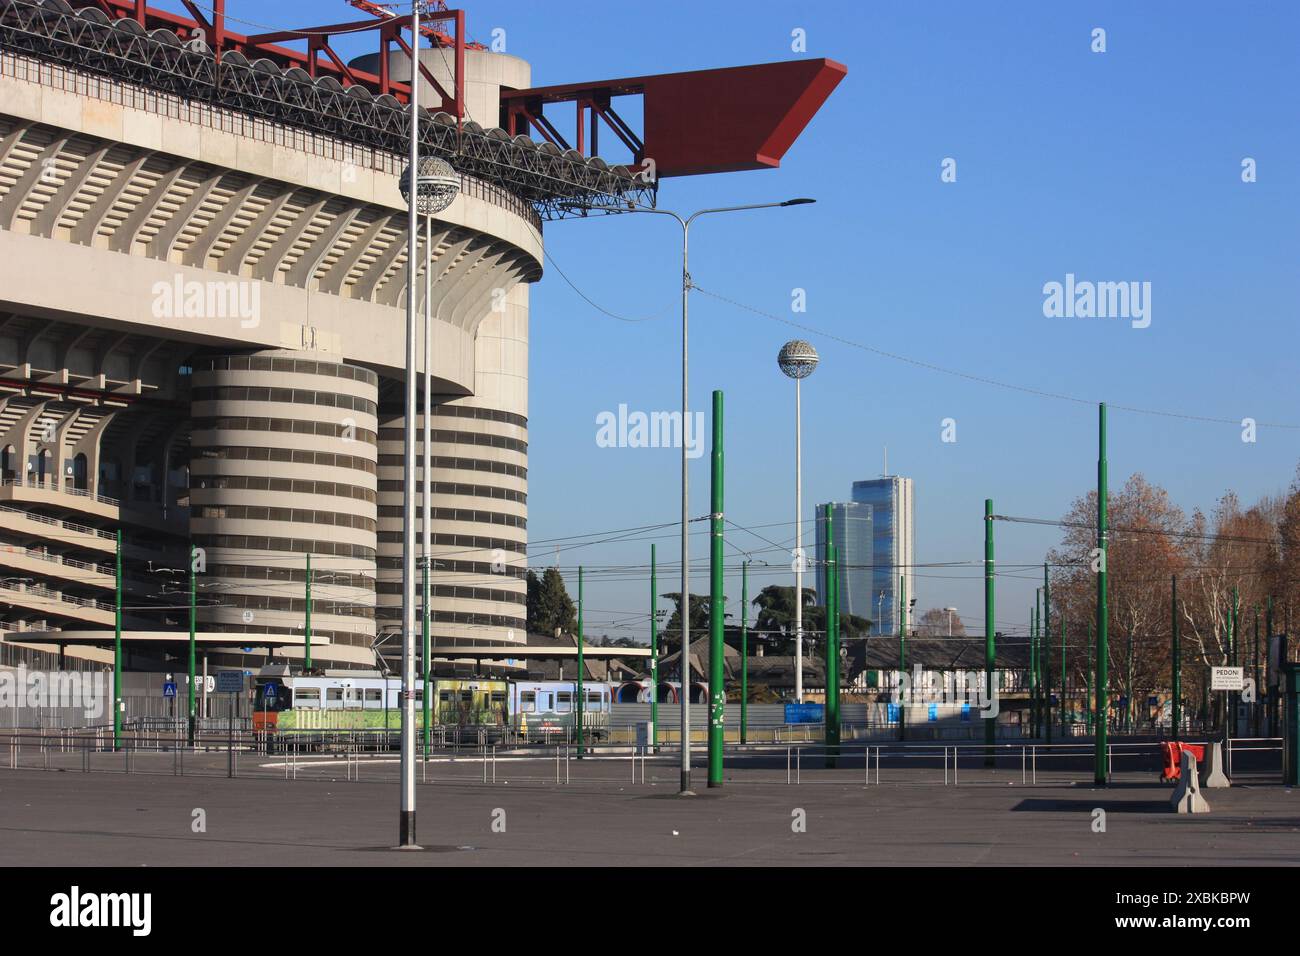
left=915, top=607, right=965, bottom=637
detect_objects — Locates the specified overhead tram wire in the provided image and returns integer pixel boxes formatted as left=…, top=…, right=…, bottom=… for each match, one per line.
left=542, top=248, right=675, bottom=323
left=991, top=513, right=1280, bottom=546
left=542, top=253, right=1297, bottom=429
left=688, top=284, right=1300, bottom=430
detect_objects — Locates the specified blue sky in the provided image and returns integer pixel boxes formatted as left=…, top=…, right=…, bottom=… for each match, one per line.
left=159, top=0, right=1300, bottom=641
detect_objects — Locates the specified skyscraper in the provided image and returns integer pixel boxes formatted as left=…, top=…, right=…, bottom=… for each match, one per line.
left=851, top=476, right=915, bottom=635
left=814, top=502, right=873, bottom=621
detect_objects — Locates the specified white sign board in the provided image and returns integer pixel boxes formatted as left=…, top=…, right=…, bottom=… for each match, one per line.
left=1211, top=666, right=1244, bottom=692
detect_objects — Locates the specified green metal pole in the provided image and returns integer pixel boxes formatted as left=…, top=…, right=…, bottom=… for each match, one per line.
left=1285, top=667, right=1300, bottom=787
left=650, top=543, right=659, bottom=751
left=1059, top=617, right=1066, bottom=737
left=898, top=572, right=906, bottom=742
left=1253, top=607, right=1260, bottom=738
left=1031, top=596, right=1039, bottom=738
left=1094, top=402, right=1110, bottom=785
left=113, top=529, right=122, bottom=752
left=1279, top=665, right=1300, bottom=785
left=421, top=556, right=430, bottom=757
left=707, top=389, right=725, bottom=788
left=188, top=543, right=196, bottom=747
left=740, top=558, right=748, bottom=745
left=1171, top=575, right=1181, bottom=741
left=825, top=503, right=840, bottom=765
left=1081, top=621, right=1092, bottom=733
left=1229, top=587, right=1239, bottom=743
left=1125, top=630, right=1133, bottom=734
left=983, top=499, right=996, bottom=766
left=1044, top=574, right=1052, bottom=747
left=1267, top=596, right=1275, bottom=735
left=577, top=565, right=585, bottom=758
left=1043, top=563, right=1051, bottom=745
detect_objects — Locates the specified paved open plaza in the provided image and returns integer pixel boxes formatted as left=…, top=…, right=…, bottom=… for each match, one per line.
left=1, top=751, right=1296, bottom=867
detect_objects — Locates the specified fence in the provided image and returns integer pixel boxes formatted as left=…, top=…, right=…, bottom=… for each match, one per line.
left=0, top=726, right=1283, bottom=790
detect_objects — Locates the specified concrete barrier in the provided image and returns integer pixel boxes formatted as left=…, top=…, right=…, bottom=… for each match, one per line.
left=1172, top=751, right=1211, bottom=813
left=1199, top=742, right=1231, bottom=788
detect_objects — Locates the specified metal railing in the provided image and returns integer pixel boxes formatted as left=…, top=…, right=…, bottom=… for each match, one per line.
left=0, top=502, right=117, bottom=540
left=0, top=477, right=120, bottom=506
left=2, top=726, right=1282, bottom=791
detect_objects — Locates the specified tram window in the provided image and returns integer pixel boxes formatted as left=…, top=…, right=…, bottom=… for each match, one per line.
left=294, top=688, right=320, bottom=707
left=439, top=691, right=451, bottom=702
left=491, top=692, right=506, bottom=703
left=461, top=690, right=472, bottom=702
left=365, top=690, right=382, bottom=702
left=327, top=689, right=343, bottom=702
left=520, top=691, right=536, bottom=713
left=586, top=692, right=601, bottom=704
left=557, top=691, right=572, bottom=712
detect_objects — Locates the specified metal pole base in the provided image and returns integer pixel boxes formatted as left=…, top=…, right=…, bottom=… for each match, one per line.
left=396, top=811, right=420, bottom=849
left=679, top=771, right=695, bottom=795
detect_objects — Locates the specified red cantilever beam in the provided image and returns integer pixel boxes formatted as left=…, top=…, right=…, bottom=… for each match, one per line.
left=502, top=58, right=847, bottom=178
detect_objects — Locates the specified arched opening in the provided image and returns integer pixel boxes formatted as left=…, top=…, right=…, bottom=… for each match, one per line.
left=615, top=681, right=645, bottom=703
left=36, top=449, right=51, bottom=486
left=0, top=445, right=14, bottom=484
left=72, top=453, right=88, bottom=492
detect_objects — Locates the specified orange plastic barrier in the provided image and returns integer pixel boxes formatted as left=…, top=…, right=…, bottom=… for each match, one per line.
left=1160, top=741, right=1206, bottom=781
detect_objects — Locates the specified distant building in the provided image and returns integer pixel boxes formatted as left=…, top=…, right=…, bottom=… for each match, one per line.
left=851, top=476, right=915, bottom=635
left=814, top=502, right=874, bottom=620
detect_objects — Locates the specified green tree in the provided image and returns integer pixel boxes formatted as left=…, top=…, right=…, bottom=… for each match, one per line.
left=751, top=584, right=816, bottom=655
left=527, top=567, right=577, bottom=636
left=660, top=592, right=715, bottom=643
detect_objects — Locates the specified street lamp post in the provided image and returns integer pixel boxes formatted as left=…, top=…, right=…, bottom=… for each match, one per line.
left=604, top=198, right=815, bottom=795
left=944, top=606, right=957, bottom=637
left=778, top=340, right=819, bottom=705
left=396, top=5, right=461, bottom=844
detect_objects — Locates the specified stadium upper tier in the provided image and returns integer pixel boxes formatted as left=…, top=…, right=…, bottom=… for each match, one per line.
left=0, top=0, right=656, bottom=219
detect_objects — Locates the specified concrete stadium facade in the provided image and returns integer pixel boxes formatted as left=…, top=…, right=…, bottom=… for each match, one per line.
left=0, top=41, right=540, bottom=671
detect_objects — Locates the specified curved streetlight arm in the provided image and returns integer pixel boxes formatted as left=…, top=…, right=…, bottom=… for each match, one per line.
left=563, top=194, right=815, bottom=793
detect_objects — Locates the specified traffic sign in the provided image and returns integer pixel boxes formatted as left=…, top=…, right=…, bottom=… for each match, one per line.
left=215, top=671, right=244, bottom=694
left=1211, top=666, right=1244, bottom=692
left=162, top=682, right=177, bottom=698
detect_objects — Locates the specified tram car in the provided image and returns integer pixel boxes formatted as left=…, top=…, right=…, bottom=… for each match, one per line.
left=509, top=681, right=613, bottom=741
left=250, top=672, right=612, bottom=738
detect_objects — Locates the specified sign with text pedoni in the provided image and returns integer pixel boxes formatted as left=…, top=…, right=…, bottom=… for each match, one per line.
left=215, top=671, right=244, bottom=694
left=784, top=703, right=825, bottom=724
left=1210, top=667, right=1244, bottom=692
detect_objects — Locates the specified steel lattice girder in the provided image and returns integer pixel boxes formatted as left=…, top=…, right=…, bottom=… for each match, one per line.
left=0, top=0, right=655, bottom=220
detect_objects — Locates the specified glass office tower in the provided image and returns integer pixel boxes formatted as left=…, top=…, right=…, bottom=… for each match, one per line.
left=850, top=476, right=915, bottom=635
left=814, top=502, right=874, bottom=621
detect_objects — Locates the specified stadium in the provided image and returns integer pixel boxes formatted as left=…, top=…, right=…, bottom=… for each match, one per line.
left=0, top=0, right=842, bottom=675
